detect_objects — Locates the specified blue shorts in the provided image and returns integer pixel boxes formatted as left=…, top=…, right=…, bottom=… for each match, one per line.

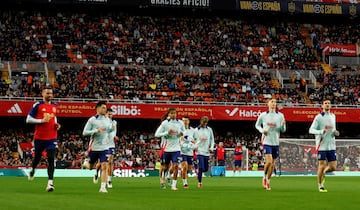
left=89, top=150, right=109, bottom=164
left=317, top=150, right=337, bottom=161
left=234, top=160, right=242, bottom=167
left=34, top=139, right=58, bottom=154
left=181, top=154, right=193, bottom=165
left=197, top=155, right=210, bottom=172
left=263, top=145, right=279, bottom=159
left=162, top=151, right=181, bottom=165
left=107, top=147, right=116, bottom=155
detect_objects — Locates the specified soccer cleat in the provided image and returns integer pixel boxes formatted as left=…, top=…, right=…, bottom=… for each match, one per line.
left=93, top=175, right=98, bottom=184
left=198, top=183, right=203, bottom=188
left=160, top=183, right=166, bottom=189
left=99, top=188, right=108, bottom=193
left=171, top=186, right=178, bottom=191
left=46, top=184, right=55, bottom=192
left=82, top=158, right=90, bottom=169
left=265, top=182, right=271, bottom=191
left=262, top=177, right=267, bottom=189
left=28, top=169, right=35, bottom=181
left=183, top=184, right=189, bottom=189
left=167, top=177, right=172, bottom=186
left=107, top=181, right=113, bottom=188
left=319, top=187, right=328, bottom=193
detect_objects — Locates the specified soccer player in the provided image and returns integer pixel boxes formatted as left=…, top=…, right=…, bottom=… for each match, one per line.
left=233, top=142, right=243, bottom=175
left=105, top=108, right=117, bottom=188
left=82, top=101, right=114, bottom=193
left=180, top=116, right=195, bottom=189
left=255, top=98, right=286, bottom=190
left=93, top=108, right=117, bottom=188
left=214, top=142, right=226, bottom=176
left=193, top=116, right=215, bottom=188
left=309, top=99, right=340, bottom=193
left=26, top=86, right=61, bottom=192
left=155, top=108, right=185, bottom=190
left=215, top=142, right=226, bottom=166
left=157, top=109, right=171, bottom=189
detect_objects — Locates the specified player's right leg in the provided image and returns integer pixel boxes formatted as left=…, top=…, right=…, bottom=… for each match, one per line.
left=107, top=154, right=114, bottom=188
left=98, top=151, right=109, bottom=193
left=159, top=154, right=168, bottom=189
left=45, top=149, right=56, bottom=192
left=317, top=158, right=327, bottom=192
left=171, top=151, right=182, bottom=191
left=262, top=145, right=274, bottom=190
left=160, top=164, right=167, bottom=189
left=181, top=161, right=188, bottom=188
left=28, top=140, right=44, bottom=181
left=93, top=161, right=101, bottom=184
left=262, top=154, right=273, bottom=189
left=197, top=155, right=205, bottom=188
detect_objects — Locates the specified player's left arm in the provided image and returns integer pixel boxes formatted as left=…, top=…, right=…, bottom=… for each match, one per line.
left=255, top=113, right=264, bottom=134
left=333, top=114, right=340, bottom=136
left=280, top=113, right=286, bottom=133
left=209, top=128, right=215, bottom=153
left=55, top=116, right=61, bottom=130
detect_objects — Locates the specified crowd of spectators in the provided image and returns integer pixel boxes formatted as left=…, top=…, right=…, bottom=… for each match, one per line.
left=1, top=8, right=360, bottom=104
left=308, top=67, right=360, bottom=105
left=0, top=9, right=325, bottom=69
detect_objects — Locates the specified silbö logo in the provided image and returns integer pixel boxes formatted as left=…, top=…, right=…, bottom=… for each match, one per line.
left=113, top=169, right=149, bottom=177
left=111, top=105, right=141, bottom=116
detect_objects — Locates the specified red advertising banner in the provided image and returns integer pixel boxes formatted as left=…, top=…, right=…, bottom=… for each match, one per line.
left=1, top=100, right=360, bottom=122
left=321, top=43, right=357, bottom=56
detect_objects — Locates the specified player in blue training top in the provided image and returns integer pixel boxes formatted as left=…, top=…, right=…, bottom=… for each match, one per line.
left=82, top=101, right=114, bottom=193
left=155, top=108, right=185, bottom=190
left=255, top=98, right=286, bottom=190
left=180, top=116, right=196, bottom=189
left=193, top=116, right=215, bottom=188
left=309, top=99, right=339, bottom=193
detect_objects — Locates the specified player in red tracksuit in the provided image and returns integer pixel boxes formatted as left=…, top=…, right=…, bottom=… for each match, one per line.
left=233, top=142, right=243, bottom=175
left=26, top=86, right=61, bottom=192
left=215, top=142, right=226, bottom=166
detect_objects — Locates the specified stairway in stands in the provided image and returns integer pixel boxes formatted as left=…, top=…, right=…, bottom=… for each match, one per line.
left=47, top=70, right=56, bottom=85
left=1, top=70, right=10, bottom=82
left=321, top=63, right=333, bottom=74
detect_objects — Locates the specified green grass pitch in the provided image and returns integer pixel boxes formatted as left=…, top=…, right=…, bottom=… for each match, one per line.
left=1, top=176, right=359, bottom=210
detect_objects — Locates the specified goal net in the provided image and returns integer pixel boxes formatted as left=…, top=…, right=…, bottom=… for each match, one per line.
left=278, top=138, right=360, bottom=175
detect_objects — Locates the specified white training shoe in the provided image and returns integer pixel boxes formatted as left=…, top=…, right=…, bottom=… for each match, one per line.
left=82, top=158, right=90, bottom=169
left=93, top=175, right=98, bottom=184
left=46, top=184, right=55, bottom=192
left=99, top=188, right=108, bottom=193
left=107, top=181, right=113, bottom=188
left=28, top=169, right=35, bottom=181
